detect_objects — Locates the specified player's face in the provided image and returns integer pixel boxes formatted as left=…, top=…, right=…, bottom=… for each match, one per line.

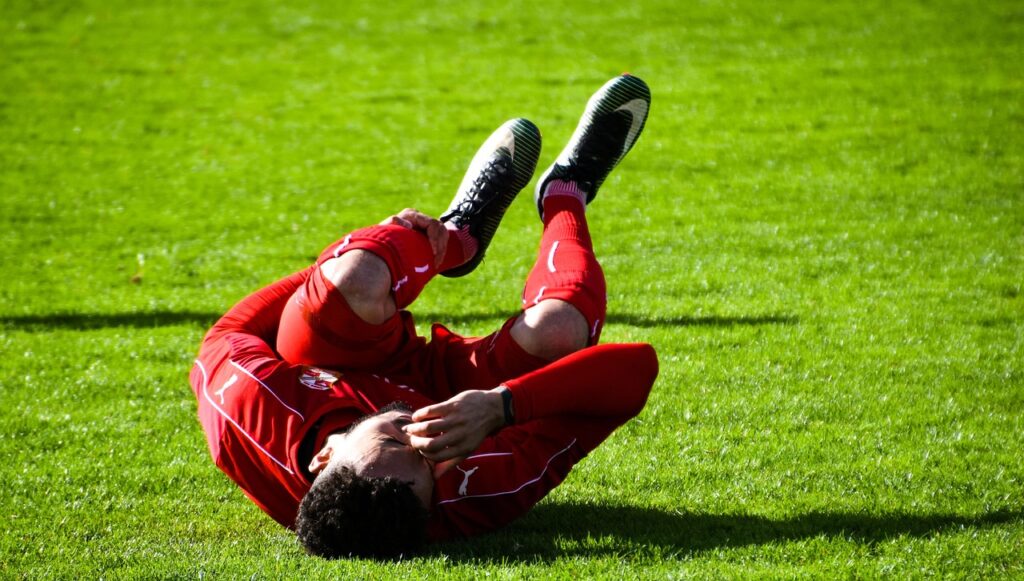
left=325, top=408, right=436, bottom=508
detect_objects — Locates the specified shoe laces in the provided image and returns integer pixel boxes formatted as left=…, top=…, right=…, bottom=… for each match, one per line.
left=453, top=156, right=510, bottom=218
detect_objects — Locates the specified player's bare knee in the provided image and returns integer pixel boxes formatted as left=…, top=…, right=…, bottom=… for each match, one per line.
left=320, top=251, right=396, bottom=324
left=511, top=300, right=589, bottom=361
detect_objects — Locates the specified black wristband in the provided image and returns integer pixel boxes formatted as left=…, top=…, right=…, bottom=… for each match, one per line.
left=500, top=387, right=515, bottom=426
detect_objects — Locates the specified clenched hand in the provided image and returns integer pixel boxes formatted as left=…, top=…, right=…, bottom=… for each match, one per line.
left=379, top=208, right=448, bottom=267
left=404, top=387, right=507, bottom=477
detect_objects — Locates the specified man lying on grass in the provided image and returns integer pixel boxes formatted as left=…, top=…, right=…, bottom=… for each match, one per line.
left=189, top=75, right=658, bottom=559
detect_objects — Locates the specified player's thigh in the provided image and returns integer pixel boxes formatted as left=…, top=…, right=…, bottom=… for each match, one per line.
left=435, top=317, right=549, bottom=393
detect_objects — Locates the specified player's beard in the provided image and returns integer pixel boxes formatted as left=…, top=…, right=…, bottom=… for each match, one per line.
left=344, top=401, right=413, bottom=434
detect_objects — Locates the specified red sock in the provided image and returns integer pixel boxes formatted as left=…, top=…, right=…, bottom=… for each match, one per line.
left=439, top=223, right=478, bottom=272
left=542, top=179, right=587, bottom=210
left=521, top=192, right=607, bottom=343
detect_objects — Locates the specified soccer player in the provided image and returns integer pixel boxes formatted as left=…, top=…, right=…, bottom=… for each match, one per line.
left=189, top=75, right=658, bottom=558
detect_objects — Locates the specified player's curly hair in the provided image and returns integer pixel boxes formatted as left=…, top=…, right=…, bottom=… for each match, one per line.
left=295, top=465, right=428, bottom=559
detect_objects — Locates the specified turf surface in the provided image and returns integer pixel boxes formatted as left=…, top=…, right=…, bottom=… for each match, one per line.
left=2, top=0, right=1022, bottom=577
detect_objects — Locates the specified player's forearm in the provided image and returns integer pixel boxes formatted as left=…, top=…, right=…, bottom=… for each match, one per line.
left=503, top=343, right=659, bottom=423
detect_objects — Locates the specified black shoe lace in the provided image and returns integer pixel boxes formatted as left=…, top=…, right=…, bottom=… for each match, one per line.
left=453, top=156, right=511, bottom=218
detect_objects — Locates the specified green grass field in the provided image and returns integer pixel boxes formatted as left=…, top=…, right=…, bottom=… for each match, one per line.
left=2, top=0, right=1022, bottom=577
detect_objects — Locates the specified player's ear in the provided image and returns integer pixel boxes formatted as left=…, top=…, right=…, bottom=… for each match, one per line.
left=309, top=445, right=334, bottom=475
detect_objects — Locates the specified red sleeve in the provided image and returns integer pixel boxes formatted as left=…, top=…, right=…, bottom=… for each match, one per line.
left=503, top=343, right=658, bottom=424
left=206, top=267, right=314, bottom=346
left=427, top=343, right=659, bottom=541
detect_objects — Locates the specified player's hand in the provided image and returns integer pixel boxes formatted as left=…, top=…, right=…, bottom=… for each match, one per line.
left=379, top=208, right=448, bottom=267
left=404, top=388, right=506, bottom=467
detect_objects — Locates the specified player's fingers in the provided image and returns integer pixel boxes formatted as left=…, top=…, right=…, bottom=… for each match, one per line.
left=411, top=402, right=452, bottom=422
left=407, top=434, right=433, bottom=452
left=408, top=432, right=457, bottom=454
left=380, top=215, right=413, bottom=229
left=399, top=208, right=436, bottom=228
left=426, top=221, right=448, bottom=265
left=392, top=209, right=446, bottom=264
left=403, top=418, right=448, bottom=437
left=395, top=208, right=431, bottom=232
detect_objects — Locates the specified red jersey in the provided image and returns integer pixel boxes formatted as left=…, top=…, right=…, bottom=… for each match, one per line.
left=190, top=270, right=658, bottom=540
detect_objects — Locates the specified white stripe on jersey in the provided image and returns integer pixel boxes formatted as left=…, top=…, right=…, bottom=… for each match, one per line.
left=229, top=360, right=304, bottom=421
left=194, top=360, right=295, bottom=475
left=435, top=438, right=577, bottom=506
left=465, top=451, right=513, bottom=460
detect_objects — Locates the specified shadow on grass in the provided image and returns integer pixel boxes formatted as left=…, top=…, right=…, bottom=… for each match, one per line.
left=430, top=503, right=1022, bottom=562
left=608, top=313, right=798, bottom=328
left=415, top=312, right=799, bottom=328
left=0, top=311, right=221, bottom=330
left=0, top=310, right=797, bottom=331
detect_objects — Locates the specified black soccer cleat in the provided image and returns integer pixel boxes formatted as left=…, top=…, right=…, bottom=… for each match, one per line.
left=535, top=74, right=651, bottom=219
left=440, top=118, right=541, bottom=278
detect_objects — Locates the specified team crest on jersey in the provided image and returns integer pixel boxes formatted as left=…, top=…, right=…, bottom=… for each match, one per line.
left=300, top=367, right=339, bottom=391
